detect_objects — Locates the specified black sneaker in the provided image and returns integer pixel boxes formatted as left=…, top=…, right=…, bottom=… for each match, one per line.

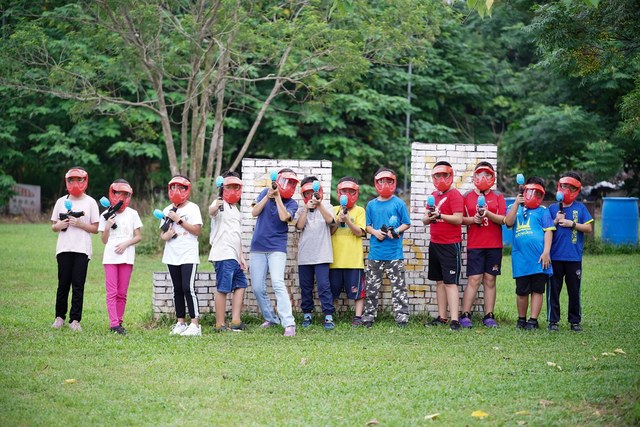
left=110, top=325, right=126, bottom=336
left=362, top=320, right=373, bottom=328
left=449, top=320, right=461, bottom=331
left=396, top=321, right=408, bottom=328
left=230, top=322, right=247, bottom=332
left=427, top=316, right=449, bottom=327
left=525, top=319, right=539, bottom=330
left=548, top=322, right=559, bottom=332
left=516, top=318, right=527, bottom=329
left=570, top=323, right=582, bottom=332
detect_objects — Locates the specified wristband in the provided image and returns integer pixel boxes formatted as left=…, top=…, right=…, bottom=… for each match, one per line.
left=571, top=221, right=577, bottom=230
left=178, top=219, right=184, bottom=225
left=436, top=213, right=441, bottom=220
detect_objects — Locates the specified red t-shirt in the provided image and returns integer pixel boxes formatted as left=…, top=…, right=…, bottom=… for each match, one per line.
left=430, top=188, right=464, bottom=244
left=463, top=190, right=506, bottom=249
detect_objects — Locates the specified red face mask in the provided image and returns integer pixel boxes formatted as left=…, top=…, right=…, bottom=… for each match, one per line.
left=222, top=176, right=243, bottom=205
left=276, top=172, right=299, bottom=199
left=168, top=176, right=191, bottom=206
left=523, top=184, right=545, bottom=209
left=65, top=168, right=88, bottom=197
left=473, top=166, right=495, bottom=192
left=336, top=181, right=359, bottom=208
left=109, top=182, right=133, bottom=212
left=300, top=181, right=323, bottom=205
left=432, top=165, right=454, bottom=192
left=557, top=177, right=581, bottom=205
left=374, top=171, right=396, bottom=198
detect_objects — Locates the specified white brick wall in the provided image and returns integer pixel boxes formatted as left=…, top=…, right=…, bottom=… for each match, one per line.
left=153, top=145, right=499, bottom=320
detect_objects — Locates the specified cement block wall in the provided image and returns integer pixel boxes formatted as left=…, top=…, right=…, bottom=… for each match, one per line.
left=152, top=144, right=499, bottom=320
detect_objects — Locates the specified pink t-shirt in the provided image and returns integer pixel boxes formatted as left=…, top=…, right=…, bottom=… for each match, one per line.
left=51, top=194, right=100, bottom=259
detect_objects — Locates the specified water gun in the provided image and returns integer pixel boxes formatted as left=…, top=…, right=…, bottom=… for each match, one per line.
left=339, top=195, right=348, bottom=228
left=516, top=173, right=525, bottom=205
left=215, top=176, right=225, bottom=212
left=309, top=180, right=321, bottom=212
left=556, top=191, right=564, bottom=214
left=153, top=207, right=178, bottom=239
left=59, top=199, right=85, bottom=232
left=99, top=197, right=122, bottom=230
left=270, top=170, right=278, bottom=190
left=476, top=194, right=486, bottom=227
left=426, top=195, right=436, bottom=213
left=381, top=215, right=400, bottom=239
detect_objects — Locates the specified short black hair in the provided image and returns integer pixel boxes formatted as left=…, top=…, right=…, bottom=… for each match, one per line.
left=375, top=167, right=395, bottom=177
left=113, top=178, right=130, bottom=185
left=171, top=174, right=190, bottom=182
left=222, top=170, right=240, bottom=179
left=300, top=176, right=318, bottom=187
left=475, top=161, right=494, bottom=171
left=278, top=168, right=296, bottom=175
left=434, top=161, right=452, bottom=168
left=338, top=176, right=358, bottom=185
left=562, top=171, right=582, bottom=183
left=526, top=176, right=545, bottom=187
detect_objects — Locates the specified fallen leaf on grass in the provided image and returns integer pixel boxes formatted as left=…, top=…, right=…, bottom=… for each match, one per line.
left=546, top=361, right=556, bottom=367
left=546, top=361, right=562, bottom=371
left=614, top=348, right=626, bottom=355
left=471, top=410, right=489, bottom=419
left=514, top=411, right=530, bottom=415
left=517, top=421, right=527, bottom=426
left=424, top=413, right=440, bottom=420
left=539, top=399, right=554, bottom=407
left=300, top=357, right=307, bottom=366
left=594, top=410, right=603, bottom=416
left=592, top=356, right=598, bottom=361
left=601, top=352, right=615, bottom=357
left=63, top=379, right=77, bottom=384
left=366, top=419, right=379, bottom=426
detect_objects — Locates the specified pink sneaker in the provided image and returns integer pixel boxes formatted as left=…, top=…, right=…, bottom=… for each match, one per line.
left=260, top=321, right=277, bottom=328
left=51, top=317, right=64, bottom=329
left=283, top=325, right=296, bottom=337
left=69, top=320, right=82, bottom=332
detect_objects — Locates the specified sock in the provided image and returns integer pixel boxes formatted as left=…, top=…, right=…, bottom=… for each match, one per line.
left=462, top=312, right=471, bottom=318
left=325, top=315, right=333, bottom=322
left=304, top=313, right=312, bottom=320
left=518, top=317, right=526, bottom=322
left=529, top=317, right=537, bottom=321
left=230, top=320, right=242, bottom=326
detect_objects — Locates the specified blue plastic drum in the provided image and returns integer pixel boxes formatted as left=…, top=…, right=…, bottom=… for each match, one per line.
left=602, top=197, right=639, bottom=245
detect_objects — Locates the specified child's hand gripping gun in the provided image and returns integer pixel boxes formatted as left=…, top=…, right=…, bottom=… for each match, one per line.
left=59, top=199, right=85, bottom=232
left=270, top=170, right=278, bottom=190
left=555, top=191, right=564, bottom=214
left=516, top=173, right=525, bottom=205
left=476, top=194, right=486, bottom=227
left=339, top=195, right=348, bottom=228
left=153, top=207, right=178, bottom=239
left=215, top=176, right=225, bottom=212
left=381, top=215, right=400, bottom=239
left=309, top=180, right=321, bottom=212
left=99, top=197, right=123, bottom=230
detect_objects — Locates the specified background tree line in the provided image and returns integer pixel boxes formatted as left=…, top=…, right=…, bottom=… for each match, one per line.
left=0, top=0, right=638, bottom=210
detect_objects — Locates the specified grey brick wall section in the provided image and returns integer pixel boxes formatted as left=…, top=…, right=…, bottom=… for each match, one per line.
left=152, top=145, right=498, bottom=319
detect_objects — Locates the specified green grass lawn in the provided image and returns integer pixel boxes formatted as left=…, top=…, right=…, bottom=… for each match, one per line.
left=1, top=224, right=638, bottom=426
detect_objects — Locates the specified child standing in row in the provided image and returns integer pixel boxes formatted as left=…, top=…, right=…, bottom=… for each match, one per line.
left=422, top=161, right=464, bottom=330
left=250, top=168, right=299, bottom=337
left=460, top=162, right=506, bottom=328
left=330, top=177, right=366, bottom=326
left=98, top=179, right=142, bottom=335
left=50, top=167, right=100, bottom=332
left=161, top=175, right=203, bottom=337
left=505, top=176, right=554, bottom=330
left=362, top=168, right=411, bottom=328
left=296, top=177, right=336, bottom=330
left=548, top=172, right=593, bottom=332
left=208, top=172, right=248, bottom=332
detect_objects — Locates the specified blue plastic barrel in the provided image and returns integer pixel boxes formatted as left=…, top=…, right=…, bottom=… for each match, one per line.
left=602, top=197, right=639, bottom=245
left=502, top=197, right=516, bottom=246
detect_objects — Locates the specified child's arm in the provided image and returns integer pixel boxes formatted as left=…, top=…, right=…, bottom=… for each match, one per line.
left=316, top=201, right=336, bottom=225
left=274, top=193, right=292, bottom=222
left=295, top=203, right=309, bottom=230
left=441, top=212, right=463, bottom=226
left=69, top=215, right=99, bottom=234
left=366, top=225, right=386, bottom=241
left=209, top=199, right=223, bottom=217
left=114, top=228, right=142, bottom=255
left=251, top=188, right=275, bottom=217
left=539, top=229, right=552, bottom=269
left=504, top=195, right=523, bottom=227
left=100, top=215, right=116, bottom=244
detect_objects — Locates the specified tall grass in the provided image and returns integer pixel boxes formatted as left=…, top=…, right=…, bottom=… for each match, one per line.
left=0, top=224, right=638, bottom=426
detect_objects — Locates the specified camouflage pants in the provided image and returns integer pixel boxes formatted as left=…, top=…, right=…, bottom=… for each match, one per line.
left=362, top=259, right=409, bottom=323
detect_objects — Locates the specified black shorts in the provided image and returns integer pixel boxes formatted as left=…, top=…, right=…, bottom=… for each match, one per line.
left=428, top=243, right=461, bottom=285
left=467, top=248, right=502, bottom=277
left=515, top=274, right=548, bottom=296
left=329, top=268, right=365, bottom=300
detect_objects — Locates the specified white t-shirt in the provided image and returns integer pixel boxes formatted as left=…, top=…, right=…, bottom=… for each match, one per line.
left=161, top=201, right=203, bottom=265
left=297, top=203, right=334, bottom=265
left=50, top=194, right=100, bottom=258
left=208, top=201, right=243, bottom=263
left=98, top=207, right=143, bottom=265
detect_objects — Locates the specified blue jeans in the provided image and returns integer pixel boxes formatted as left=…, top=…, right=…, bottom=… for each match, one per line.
left=250, top=251, right=295, bottom=327
left=299, top=263, right=334, bottom=315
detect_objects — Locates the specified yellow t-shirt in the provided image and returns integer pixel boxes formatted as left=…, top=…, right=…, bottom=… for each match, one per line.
left=330, top=205, right=366, bottom=269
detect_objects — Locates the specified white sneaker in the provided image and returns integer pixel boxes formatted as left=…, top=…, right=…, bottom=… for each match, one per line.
left=180, top=323, right=202, bottom=337
left=170, top=322, right=188, bottom=335
left=69, top=320, right=82, bottom=332
left=52, top=317, right=64, bottom=329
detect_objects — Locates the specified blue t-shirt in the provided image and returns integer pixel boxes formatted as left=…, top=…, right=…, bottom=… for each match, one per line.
left=365, top=196, right=411, bottom=261
left=548, top=202, right=593, bottom=262
left=508, top=204, right=555, bottom=278
left=250, top=189, right=298, bottom=253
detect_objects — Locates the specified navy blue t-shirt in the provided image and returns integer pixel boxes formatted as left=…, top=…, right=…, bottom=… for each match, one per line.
left=548, top=202, right=593, bottom=262
left=250, top=189, right=298, bottom=253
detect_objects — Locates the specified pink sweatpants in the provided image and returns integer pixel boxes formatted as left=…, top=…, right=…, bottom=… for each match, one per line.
left=104, top=264, right=133, bottom=327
